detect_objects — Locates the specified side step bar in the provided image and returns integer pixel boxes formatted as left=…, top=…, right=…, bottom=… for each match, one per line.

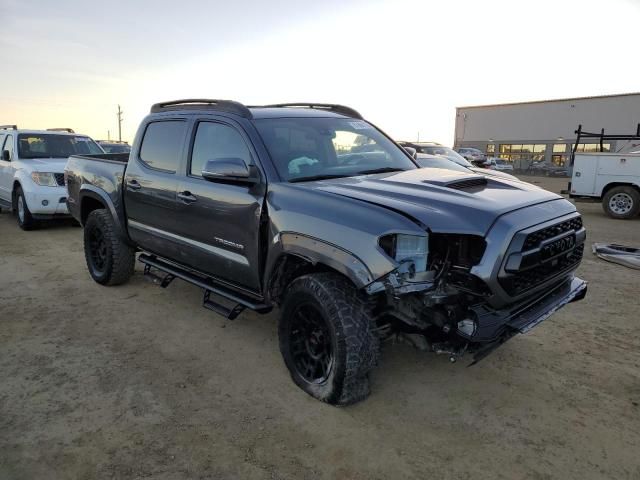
left=138, top=253, right=271, bottom=320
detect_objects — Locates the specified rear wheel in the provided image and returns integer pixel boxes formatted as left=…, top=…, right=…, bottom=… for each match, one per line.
left=14, top=187, right=36, bottom=230
left=279, top=273, right=379, bottom=405
left=602, top=186, right=640, bottom=219
left=84, top=209, right=135, bottom=285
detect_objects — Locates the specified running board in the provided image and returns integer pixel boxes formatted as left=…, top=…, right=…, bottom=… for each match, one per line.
left=138, top=253, right=271, bottom=319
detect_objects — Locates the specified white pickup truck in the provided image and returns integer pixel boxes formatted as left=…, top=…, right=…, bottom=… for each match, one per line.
left=0, top=126, right=104, bottom=229
left=569, top=152, right=640, bottom=219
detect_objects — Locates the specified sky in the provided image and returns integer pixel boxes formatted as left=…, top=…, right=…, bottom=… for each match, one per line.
left=1, top=0, right=639, bottom=144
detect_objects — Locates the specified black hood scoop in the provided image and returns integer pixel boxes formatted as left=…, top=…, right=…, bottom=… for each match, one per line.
left=420, top=174, right=488, bottom=190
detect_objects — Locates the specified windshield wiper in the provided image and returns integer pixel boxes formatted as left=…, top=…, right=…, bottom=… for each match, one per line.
left=289, top=173, right=354, bottom=183
left=356, top=167, right=407, bottom=175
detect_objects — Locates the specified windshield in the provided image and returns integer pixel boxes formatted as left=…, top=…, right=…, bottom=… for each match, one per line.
left=417, top=145, right=473, bottom=167
left=414, top=155, right=471, bottom=173
left=18, top=133, right=103, bottom=159
left=254, top=118, right=416, bottom=182
left=100, top=144, right=131, bottom=153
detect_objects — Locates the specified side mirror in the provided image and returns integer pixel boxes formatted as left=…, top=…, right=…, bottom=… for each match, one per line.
left=403, top=146, right=417, bottom=159
left=2, top=150, right=10, bottom=161
left=202, top=157, right=257, bottom=183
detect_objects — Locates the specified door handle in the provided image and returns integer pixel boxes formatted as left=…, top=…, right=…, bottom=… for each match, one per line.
left=178, top=191, right=197, bottom=204
left=127, top=179, right=142, bottom=190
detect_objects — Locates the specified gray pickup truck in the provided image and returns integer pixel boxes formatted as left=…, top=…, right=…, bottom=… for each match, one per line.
left=65, top=99, right=587, bottom=405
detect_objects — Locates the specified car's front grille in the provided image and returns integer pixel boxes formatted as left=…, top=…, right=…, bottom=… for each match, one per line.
left=500, top=244, right=584, bottom=296
left=523, top=217, right=583, bottom=250
left=54, top=173, right=65, bottom=186
left=499, top=216, right=584, bottom=297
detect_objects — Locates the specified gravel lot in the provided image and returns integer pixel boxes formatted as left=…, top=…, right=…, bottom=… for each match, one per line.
left=1, top=176, right=639, bottom=480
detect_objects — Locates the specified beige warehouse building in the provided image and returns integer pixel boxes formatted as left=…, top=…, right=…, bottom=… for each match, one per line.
left=454, top=92, right=640, bottom=171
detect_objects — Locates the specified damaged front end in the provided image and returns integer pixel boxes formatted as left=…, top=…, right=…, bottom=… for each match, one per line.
left=367, top=230, right=587, bottom=364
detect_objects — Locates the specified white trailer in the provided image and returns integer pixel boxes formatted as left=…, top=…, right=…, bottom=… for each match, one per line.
left=570, top=152, right=640, bottom=219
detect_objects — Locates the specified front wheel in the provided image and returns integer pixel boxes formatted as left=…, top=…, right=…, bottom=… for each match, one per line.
left=279, top=273, right=380, bottom=405
left=14, top=186, right=36, bottom=230
left=602, top=186, right=640, bottom=219
left=84, top=209, right=135, bottom=285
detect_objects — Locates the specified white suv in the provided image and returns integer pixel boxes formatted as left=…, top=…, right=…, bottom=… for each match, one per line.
left=0, top=126, right=104, bottom=230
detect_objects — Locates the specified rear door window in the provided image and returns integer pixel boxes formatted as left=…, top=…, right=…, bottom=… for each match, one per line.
left=139, top=121, right=187, bottom=172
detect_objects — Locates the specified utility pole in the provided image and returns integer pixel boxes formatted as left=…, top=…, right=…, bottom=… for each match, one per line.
left=108, top=130, right=111, bottom=141
left=116, top=105, right=123, bottom=142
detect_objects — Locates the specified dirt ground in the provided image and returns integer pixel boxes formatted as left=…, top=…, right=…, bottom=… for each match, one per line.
left=1, top=176, right=639, bottom=480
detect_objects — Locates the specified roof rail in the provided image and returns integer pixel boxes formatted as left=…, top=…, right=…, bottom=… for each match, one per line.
left=150, top=99, right=252, bottom=118
left=0, top=125, right=17, bottom=130
left=47, top=128, right=75, bottom=133
left=259, top=103, right=363, bottom=119
left=96, top=140, right=129, bottom=144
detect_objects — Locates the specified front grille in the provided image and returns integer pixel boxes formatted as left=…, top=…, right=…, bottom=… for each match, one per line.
left=523, top=217, right=583, bottom=250
left=499, top=216, right=584, bottom=296
left=54, top=173, right=65, bottom=186
left=501, top=245, right=584, bottom=296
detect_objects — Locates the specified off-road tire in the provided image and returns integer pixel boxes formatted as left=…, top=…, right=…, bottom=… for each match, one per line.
left=84, top=209, right=135, bottom=285
left=602, top=186, right=640, bottom=219
left=279, top=272, right=380, bottom=405
left=14, top=186, right=36, bottom=230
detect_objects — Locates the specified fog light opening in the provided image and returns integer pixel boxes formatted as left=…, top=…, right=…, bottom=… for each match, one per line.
left=41, top=200, right=49, bottom=206
left=457, top=319, right=477, bottom=338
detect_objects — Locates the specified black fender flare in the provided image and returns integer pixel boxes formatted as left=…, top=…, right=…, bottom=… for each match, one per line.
left=273, top=232, right=374, bottom=288
left=79, top=185, right=129, bottom=241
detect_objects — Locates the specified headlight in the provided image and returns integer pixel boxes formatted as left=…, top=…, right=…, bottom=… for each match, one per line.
left=379, top=234, right=428, bottom=272
left=31, top=172, right=58, bottom=187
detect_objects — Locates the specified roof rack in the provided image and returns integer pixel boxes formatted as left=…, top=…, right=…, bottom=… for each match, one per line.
left=47, top=128, right=75, bottom=133
left=259, top=103, right=363, bottom=119
left=96, top=139, right=129, bottom=144
left=570, top=123, right=640, bottom=164
left=0, top=125, right=17, bottom=130
left=150, top=99, right=252, bottom=118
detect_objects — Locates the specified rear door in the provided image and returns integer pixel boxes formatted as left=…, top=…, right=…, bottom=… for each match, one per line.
left=124, top=119, right=189, bottom=260
left=172, top=118, right=265, bottom=292
left=0, top=134, right=14, bottom=203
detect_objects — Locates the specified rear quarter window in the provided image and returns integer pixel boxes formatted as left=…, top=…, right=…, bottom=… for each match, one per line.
left=139, top=121, right=187, bottom=172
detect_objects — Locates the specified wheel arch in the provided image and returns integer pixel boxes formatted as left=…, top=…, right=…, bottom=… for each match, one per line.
left=79, top=186, right=128, bottom=241
left=601, top=182, right=640, bottom=198
left=265, top=234, right=375, bottom=304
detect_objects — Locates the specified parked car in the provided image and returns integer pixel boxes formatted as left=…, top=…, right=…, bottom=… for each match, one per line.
left=529, top=161, right=568, bottom=177
left=398, top=141, right=473, bottom=167
left=570, top=152, right=640, bottom=219
left=456, top=147, right=486, bottom=164
left=486, top=157, right=514, bottom=171
left=0, top=125, right=103, bottom=229
left=97, top=140, right=131, bottom=154
left=65, top=99, right=587, bottom=405
left=413, top=153, right=519, bottom=181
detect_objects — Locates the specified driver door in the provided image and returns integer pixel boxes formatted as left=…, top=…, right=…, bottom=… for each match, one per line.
left=0, top=134, right=15, bottom=203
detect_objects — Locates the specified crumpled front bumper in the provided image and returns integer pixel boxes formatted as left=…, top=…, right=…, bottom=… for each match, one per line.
left=469, top=276, right=587, bottom=364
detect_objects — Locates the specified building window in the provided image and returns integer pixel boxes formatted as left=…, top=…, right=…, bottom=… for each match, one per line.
left=553, top=144, right=567, bottom=153
left=497, top=144, right=546, bottom=168
left=575, top=143, right=611, bottom=152
left=486, top=144, right=495, bottom=155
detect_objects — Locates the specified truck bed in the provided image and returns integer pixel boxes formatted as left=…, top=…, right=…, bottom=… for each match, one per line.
left=70, top=152, right=130, bottom=163
left=65, top=153, right=130, bottom=225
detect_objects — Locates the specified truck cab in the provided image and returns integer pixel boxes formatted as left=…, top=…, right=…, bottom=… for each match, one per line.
left=0, top=125, right=104, bottom=229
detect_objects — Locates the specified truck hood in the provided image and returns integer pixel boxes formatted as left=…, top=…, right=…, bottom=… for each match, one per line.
left=18, top=157, right=69, bottom=173
left=297, top=168, right=564, bottom=236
